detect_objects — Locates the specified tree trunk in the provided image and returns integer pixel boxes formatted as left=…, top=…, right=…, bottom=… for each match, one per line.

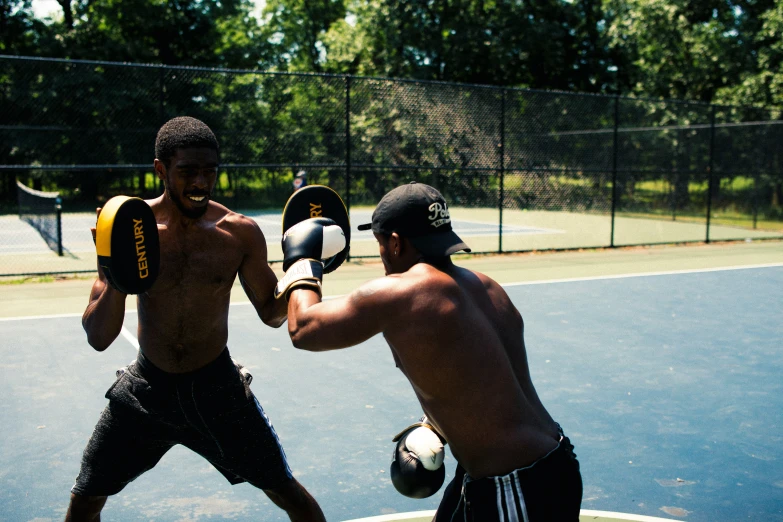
left=56, top=0, right=73, bottom=30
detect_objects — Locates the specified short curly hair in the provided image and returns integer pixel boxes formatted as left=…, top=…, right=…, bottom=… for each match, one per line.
left=155, top=116, right=219, bottom=167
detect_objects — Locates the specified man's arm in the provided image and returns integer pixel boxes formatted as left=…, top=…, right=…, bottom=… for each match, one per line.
left=287, top=276, right=399, bottom=351
left=237, top=216, right=287, bottom=328
left=83, top=276, right=127, bottom=351
left=83, top=208, right=127, bottom=350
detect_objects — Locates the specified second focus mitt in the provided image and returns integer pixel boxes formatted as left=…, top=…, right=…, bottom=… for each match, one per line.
left=280, top=185, right=350, bottom=273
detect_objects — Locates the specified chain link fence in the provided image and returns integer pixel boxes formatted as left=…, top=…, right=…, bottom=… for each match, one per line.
left=2, top=55, right=782, bottom=276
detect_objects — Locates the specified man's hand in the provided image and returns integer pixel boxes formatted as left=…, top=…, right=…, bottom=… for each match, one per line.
left=84, top=207, right=127, bottom=350
left=281, top=217, right=346, bottom=271
left=275, top=218, right=346, bottom=301
left=390, top=417, right=446, bottom=499
left=90, top=207, right=102, bottom=245
left=91, top=207, right=113, bottom=282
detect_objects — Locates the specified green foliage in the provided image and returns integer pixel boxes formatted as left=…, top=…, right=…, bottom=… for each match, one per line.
left=66, top=0, right=267, bottom=67
left=4, top=0, right=783, bottom=105
left=261, top=0, right=346, bottom=72
left=2, top=0, right=782, bottom=228
left=603, top=0, right=750, bottom=101
left=0, top=0, right=58, bottom=54
left=312, top=0, right=614, bottom=91
left=715, top=0, right=783, bottom=107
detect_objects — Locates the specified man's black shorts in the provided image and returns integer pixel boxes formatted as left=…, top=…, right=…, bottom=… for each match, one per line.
left=435, top=434, right=582, bottom=522
left=71, top=348, right=293, bottom=496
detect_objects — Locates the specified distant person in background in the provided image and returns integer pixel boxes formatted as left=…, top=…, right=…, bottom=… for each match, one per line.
left=293, top=170, right=307, bottom=191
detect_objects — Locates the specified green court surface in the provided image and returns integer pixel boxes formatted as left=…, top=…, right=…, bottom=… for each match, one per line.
left=2, top=240, right=781, bottom=319
left=2, top=207, right=780, bottom=276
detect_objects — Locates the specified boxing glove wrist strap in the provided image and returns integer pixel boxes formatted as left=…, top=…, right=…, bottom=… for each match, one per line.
left=392, top=421, right=446, bottom=445
left=274, top=258, right=324, bottom=301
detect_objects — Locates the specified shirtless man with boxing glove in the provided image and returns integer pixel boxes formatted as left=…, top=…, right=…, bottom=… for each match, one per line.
left=277, top=182, right=582, bottom=521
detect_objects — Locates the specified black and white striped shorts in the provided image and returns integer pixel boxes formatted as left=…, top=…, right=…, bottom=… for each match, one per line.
left=435, top=434, right=582, bottom=522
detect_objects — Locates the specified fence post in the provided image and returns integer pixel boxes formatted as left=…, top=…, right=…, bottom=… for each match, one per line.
left=158, top=67, right=166, bottom=196
left=158, top=66, right=166, bottom=126
left=610, top=95, right=619, bottom=248
left=55, top=196, right=63, bottom=257
left=752, top=170, right=759, bottom=229
left=706, top=104, right=716, bottom=243
left=345, top=75, right=352, bottom=261
left=499, top=89, right=506, bottom=253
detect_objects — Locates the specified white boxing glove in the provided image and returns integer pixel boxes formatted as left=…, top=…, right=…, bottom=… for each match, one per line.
left=281, top=217, right=346, bottom=271
left=275, top=217, right=346, bottom=300
left=390, top=416, right=446, bottom=498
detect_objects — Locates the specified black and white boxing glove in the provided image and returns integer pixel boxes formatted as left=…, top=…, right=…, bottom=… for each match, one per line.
left=274, top=217, right=346, bottom=300
left=390, top=415, right=446, bottom=499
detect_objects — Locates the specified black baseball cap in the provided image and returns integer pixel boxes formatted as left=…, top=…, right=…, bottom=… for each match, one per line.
left=357, top=181, right=471, bottom=257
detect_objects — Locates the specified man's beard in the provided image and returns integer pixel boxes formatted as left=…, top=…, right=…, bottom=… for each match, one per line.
left=165, top=180, right=210, bottom=219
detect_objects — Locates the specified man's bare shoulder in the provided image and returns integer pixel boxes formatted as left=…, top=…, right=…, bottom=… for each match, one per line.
left=465, top=267, right=502, bottom=291
left=408, top=263, right=465, bottom=292
left=145, top=195, right=165, bottom=210
left=351, top=274, right=404, bottom=301
left=214, top=208, right=265, bottom=236
left=353, top=265, right=455, bottom=307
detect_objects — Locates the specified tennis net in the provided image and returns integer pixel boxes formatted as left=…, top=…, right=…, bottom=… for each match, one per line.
left=16, top=180, right=63, bottom=256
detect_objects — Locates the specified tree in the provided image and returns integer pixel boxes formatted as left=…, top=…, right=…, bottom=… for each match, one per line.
left=315, top=0, right=614, bottom=91
left=602, top=0, right=749, bottom=102
left=46, top=0, right=270, bottom=69
left=715, top=0, right=783, bottom=107
left=0, top=0, right=58, bottom=54
left=261, top=0, right=346, bottom=72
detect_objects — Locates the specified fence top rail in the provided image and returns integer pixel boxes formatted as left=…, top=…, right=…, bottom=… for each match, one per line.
left=3, top=54, right=781, bottom=116
left=0, top=163, right=345, bottom=170
left=0, top=54, right=342, bottom=80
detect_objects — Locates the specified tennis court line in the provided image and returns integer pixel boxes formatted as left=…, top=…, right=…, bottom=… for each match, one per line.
left=500, top=261, right=783, bottom=287
left=2, top=262, right=781, bottom=323
left=342, top=510, right=682, bottom=522
left=0, top=312, right=84, bottom=322
left=121, top=325, right=140, bottom=350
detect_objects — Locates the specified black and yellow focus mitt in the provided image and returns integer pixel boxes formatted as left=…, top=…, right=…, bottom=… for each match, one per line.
left=281, top=185, right=350, bottom=274
left=96, top=196, right=160, bottom=294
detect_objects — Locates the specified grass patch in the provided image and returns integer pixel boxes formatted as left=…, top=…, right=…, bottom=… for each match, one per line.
left=617, top=210, right=783, bottom=231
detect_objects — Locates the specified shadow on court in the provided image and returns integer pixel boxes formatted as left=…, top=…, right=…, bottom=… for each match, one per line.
left=1, top=266, right=782, bottom=521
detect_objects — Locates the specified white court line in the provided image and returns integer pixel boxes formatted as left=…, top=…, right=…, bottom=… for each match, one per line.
left=120, top=325, right=140, bottom=350
left=500, top=261, right=783, bottom=288
left=2, top=262, right=781, bottom=323
left=0, top=312, right=84, bottom=322
left=341, top=511, right=682, bottom=522
left=578, top=510, right=683, bottom=522
left=455, top=227, right=565, bottom=236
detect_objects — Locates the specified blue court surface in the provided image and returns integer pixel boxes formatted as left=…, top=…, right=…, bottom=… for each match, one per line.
left=1, top=266, right=782, bottom=521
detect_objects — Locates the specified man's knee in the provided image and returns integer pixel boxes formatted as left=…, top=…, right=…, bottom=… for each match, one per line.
left=66, top=492, right=108, bottom=521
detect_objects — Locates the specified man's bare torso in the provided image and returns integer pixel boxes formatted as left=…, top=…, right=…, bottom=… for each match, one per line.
left=383, top=263, right=560, bottom=479
left=136, top=197, right=245, bottom=372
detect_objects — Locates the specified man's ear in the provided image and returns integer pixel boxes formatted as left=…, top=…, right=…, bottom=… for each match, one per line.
left=153, top=159, right=166, bottom=182
left=389, top=232, right=401, bottom=255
